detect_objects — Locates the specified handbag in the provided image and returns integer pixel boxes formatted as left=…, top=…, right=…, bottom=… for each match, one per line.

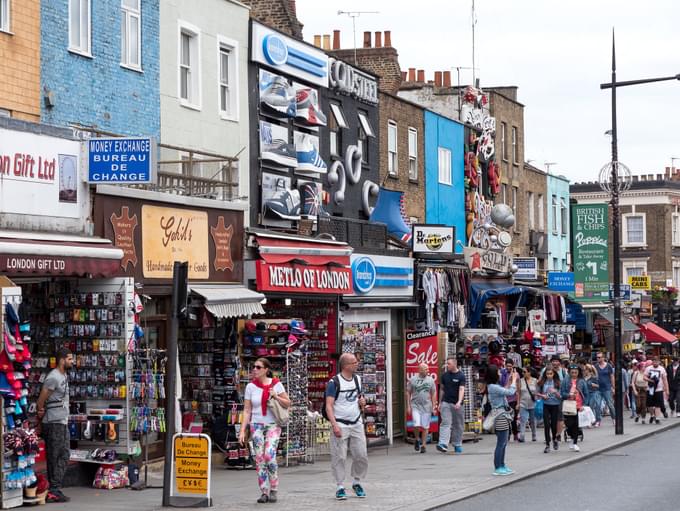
left=523, top=379, right=536, bottom=402
left=562, top=399, right=577, bottom=416
left=268, top=394, right=290, bottom=427
left=482, top=407, right=508, bottom=433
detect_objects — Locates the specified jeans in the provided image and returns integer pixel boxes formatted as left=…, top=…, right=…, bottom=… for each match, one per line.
left=43, top=423, right=70, bottom=492
left=518, top=408, right=537, bottom=441
left=543, top=404, right=559, bottom=444
left=439, top=402, right=465, bottom=447
left=670, top=387, right=680, bottom=412
left=598, top=390, right=616, bottom=420
left=494, top=429, right=509, bottom=469
left=589, top=392, right=603, bottom=421
left=628, top=388, right=637, bottom=416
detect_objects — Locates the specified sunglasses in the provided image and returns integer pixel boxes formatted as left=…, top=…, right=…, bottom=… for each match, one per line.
left=253, top=365, right=265, bottom=370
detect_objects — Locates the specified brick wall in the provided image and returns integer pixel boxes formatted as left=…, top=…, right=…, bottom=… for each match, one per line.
left=378, top=92, right=425, bottom=222
left=523, top=163, right=548, bottom=267
left=40, top=0, right=160, bottom=137
left=0, top=0, right=41, bottom=121
left=331, top=47, right=402, bottom=95
left=241, top=0, right=303, bottom=39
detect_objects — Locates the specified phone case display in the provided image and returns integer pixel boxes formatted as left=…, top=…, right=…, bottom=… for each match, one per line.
left=178, top=325, right=215, bottom=425
left=342, top=322, right=388, bottom=444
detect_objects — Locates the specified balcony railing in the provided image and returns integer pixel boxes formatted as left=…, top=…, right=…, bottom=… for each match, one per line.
left=317, top=216, right=407, bottom=255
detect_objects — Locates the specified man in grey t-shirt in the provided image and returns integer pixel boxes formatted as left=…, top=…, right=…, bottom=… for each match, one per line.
left=37, top=347, right=73, bottom=503
left=407, top=363, right=436, bottom=453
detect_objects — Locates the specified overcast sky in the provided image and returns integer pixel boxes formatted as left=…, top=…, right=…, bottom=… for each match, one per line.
left=296, top=0, right=680, bottom=183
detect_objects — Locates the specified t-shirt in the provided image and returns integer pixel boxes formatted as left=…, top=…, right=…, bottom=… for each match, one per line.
left=43, top=369, right=69, bottom=425
left=440, top=370, right=466, bottom=404
left=326, top=374, right=362, bottom=424
left=644, top=365, right=667, bottom=393
left=408, top=375, right=435, bottom=411
left=245, top=381, right=286, bottom=425
left=541, top=380, right=561, bottom=406
left=519, top=378, right=538, bottom=410
left=596, top=363, right=614, bottom=391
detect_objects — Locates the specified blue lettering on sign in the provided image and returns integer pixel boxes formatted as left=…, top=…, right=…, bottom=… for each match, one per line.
left=352, top=257, right=377, bottom=294
left=88, top=137, right=154, bottom=184
left=262, top=34, right=288, bottom=66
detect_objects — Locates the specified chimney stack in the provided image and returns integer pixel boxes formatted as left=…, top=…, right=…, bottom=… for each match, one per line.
left=434, top=71, right=443, bottom=87
left=384, top=30, right=392, bottom=47
left=657, top=173, right=663, bottom=180
left=363, top=31, right=371, bottom=48
left=632, top=175, right=639, bottom=182
left=374, top=31, right=382, bottom=48
left=401, top=71, right=407, bottom=81
left=322, top=34, right=330, bottom=50
left=313, top=35, right=321, bottom=48
left=665, top=166, right=671, bottom=178
left=332, top=30, right=340, bottom=50
left=443, top=70, right=452, bottom=87
left=408, top=68, right=416, bottom=82
left=289, top=0, right=297, bottom=16
left=417, top=69, right=425, bottom=82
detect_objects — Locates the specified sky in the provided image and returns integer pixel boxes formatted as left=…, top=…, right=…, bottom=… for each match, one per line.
left=295, top=0, right=680, bottom=183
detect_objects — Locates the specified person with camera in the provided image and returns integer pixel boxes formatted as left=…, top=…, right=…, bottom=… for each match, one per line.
left=325, top=353, right=367, bottom=500
left=486, top=364, right=518, bottom=476
left=239, top=357, right=291, bottom=504
left=499, top=359, right=520, bottom=441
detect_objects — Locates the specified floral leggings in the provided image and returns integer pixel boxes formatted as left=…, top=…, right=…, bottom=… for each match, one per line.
left=251, top=423, right=281, bottom=494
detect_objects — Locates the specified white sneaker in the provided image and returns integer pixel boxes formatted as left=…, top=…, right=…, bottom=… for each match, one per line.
left=572, top=444, right=580, bottom=452
left=675, top=412, right=680, bottom=418
left=569, top=444, right=575, bottom=450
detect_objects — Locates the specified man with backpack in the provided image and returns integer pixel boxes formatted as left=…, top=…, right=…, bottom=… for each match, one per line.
left=325, top=353, right=367, bottom=501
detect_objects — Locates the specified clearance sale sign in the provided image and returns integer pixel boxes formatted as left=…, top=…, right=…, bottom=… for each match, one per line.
left=405, top=331, right=439, bottom=433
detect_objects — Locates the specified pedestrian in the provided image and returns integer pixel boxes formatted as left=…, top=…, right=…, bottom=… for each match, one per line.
left=36, top=347, right=74, bottom=503
left=537, top=366, right=562, bottom=453
left=584, top=364, right=601, bottom=427
left=541, top=355, right=567, bottom=438
left=594, top=352, right=616, bottom=425
left=626, top=362, right=637, bottom=418
left=437, top=357, right=465, bottom=454
left=239, top=358, right=291, bottom=504
left=517, top=367, right=538, bottom=442
left=632, top=360, right=649, bottom=423
left=499, top=359, right=519, bottom=441
left=666, top=357, right=680, bottom=417
left=325, top=353, right=368, bottom=500
left=644, top=356, right=669, bottom=425
left=560, top=365, right=588, bottom=452
left=407, top=363, right=436, bottom=453
left=485, top=364, right=518, bottom=476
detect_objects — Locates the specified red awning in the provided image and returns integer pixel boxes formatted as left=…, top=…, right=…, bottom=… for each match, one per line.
left=640, top=322, right=678, bottom=344
left=0, top=231, right=124, bottom=278
left=255, top=234, right=352, bottom=266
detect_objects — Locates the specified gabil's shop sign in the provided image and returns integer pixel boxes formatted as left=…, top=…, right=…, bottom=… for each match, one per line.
left=412, top=225, right=455, bottom=254
left=256, top=261, right=353, bottom=295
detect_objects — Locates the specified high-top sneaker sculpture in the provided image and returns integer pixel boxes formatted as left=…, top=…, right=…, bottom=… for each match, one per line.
left=369, top=187, right=412, bottom=243
left=301, top=183, right=330, bottom=218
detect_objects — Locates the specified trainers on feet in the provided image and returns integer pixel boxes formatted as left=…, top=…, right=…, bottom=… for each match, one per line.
left=352, top=484, right=366, bottom=498
left=502, top=466, right=515, bottom=474
left=553, top=440, right=559, bottom=451
left=544, top=445, right=551, bottom=454
left=436, top=444, right=448, bottom=453
left=257, top=494, right=269, bottom=504
left=269, top=491, right=278, bottom=503
left=635, top=416, right=640, bottom=423
left=573, top=444, right=581, bottom=452
left=335, top=488, right=347, bottom=500
left=454, top=445, right=463, bottom=454
left=493, top=468, right=508, bottom=476
left=414, top=440, right=421, bottom=452
left=655, top=418, right=661, bottom=424
left=46, top=492, right=69, bottom=503
left=420, top=446, right=426, bottom=454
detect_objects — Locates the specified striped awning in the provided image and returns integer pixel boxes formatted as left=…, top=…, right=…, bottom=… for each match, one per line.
left=190, top=286, right=265, bottom=318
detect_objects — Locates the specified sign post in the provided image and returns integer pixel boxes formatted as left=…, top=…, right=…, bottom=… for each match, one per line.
left=571, top=204, right=610, bottom=301
left=169, top=433, right=212, bottom=506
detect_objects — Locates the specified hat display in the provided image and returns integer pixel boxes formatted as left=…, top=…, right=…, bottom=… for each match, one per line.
left=290, top=319, right=308, bottom=335
left=244, top=321, right=257, bottom=333
left=255, top=321, right=268, bottom=333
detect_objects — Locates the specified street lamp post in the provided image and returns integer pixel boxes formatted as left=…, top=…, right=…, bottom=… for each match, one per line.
left=599, top=30, right=680, bottom=435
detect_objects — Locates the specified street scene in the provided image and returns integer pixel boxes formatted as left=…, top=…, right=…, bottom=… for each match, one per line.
left=0, top=0, right=678, bottom=510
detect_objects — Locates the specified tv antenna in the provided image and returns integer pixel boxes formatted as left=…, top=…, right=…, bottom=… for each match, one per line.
left=337, top=10, right=379, bottom=65
left=471, top=0, right=477, bottom=84
left=545, top=162, right=558, bottom=173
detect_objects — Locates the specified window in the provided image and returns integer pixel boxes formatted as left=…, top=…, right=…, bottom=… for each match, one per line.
left=387, top=121, right=397, bottom=176
left=0, top=0, right=9, bottom=32
left=0, top=108, right=10, bottom=118
left=358, top=123, right=368, bottom=164
left=178, top=23, right=201, bottom=109
left=511, top=126, right=518, bottom=163
left=500, top=122, right=507, bottom=161
left=408, top=127, right=418, bottom=181
left=329, top=103, right=341, bottom=157
left=673, top=264, right=680, bottom=287
left=438, top=147, right=452, bottom=185
left=552, top=258, right=558, bottom=271
left=69, top=0, right=91, bottom=55
left=560, top=197, right=568, bottom=236
left=538, top=194, right=545, bottom=231
left=512, top=186, right=518, bottom=217
left=501, top=184, right=507, bottom=205
left=623, top=261, right=647, bottom=283
left=121, top=0, right=141, bottom=69
left=330, top=103, right=347, bottom=129
left=358, top=112, right=375, bottom=138
left=217, top=36, right=238, bottom=120
left=528, top=192, right=535, bottom=230
left=551, top=195, right=558, bottom=233
left=562, top=259, right=567, bottom=271
left=673, top=213, right=680, bottom=246
left=623, top=213, right=646, bottom=246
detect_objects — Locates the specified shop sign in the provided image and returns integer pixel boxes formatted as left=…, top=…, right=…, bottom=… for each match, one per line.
left=210, top=216, right=234, bottom=272
left=349, top=254, right=414, bottom=297
left=548, top=272, right=575, bottom=292
left=412, top=225, right=455, bottom=254
left=405, top=330, right=439, bottom=433
left=625, top=292, right=642, bottom=309
left=513, top=257, right=537, bottom=280
left=142, top=205, right=209, bottom=279
left=572, top=204, right=609, bottom=301
left=328, top=58, right=378, bottom=105
left=256, top=260, right=353, bottom=295
left=110, top=206, right=139, bottom=270
left=464, top=247, right=512, bottom=274
left=0, top=254, right=119, bottom=276
left=608, top=283, right=631, bottom=301
left=628, top=275, right=651, bottom=291
left=87, top=137, right=155, bottom=183
left=0, top=127, right=83, bottom=218
left=640, top=295, right=653, bottom=317
left=251, top=21, right=328, bottom=87
left=173, top=434, right=211, bottom=497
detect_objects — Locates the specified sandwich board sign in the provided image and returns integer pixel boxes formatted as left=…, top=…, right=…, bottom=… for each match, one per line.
left=170, top=433, right=212, bottom=506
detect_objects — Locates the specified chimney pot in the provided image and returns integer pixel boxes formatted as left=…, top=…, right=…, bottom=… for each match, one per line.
left=648, top=174, right=654, bottom=180
left=417, top=69, right=425, bottom=82
left=322, top=34, right=331, bottom=50
left=408, top=68, right=416, bottom=82
left=632, top=175, right=639, bottom=182
left=289, top=0, right=297, bottom=15
left=443, top=70, right=452, bottom=87
left=384, top=30, right=392, bottom=47
left=313, top=35, right=321, bottom=48
left=657, top=173, right=663, bottom=180
left=401, top=71, right=407, bottom=81
left=333, top=30, right=340, bottom=50
left=374, top=31, right=382, bottom=48
left=434, top=71, right=443, bottom=87
left=363, top=31, right=371, bottom=48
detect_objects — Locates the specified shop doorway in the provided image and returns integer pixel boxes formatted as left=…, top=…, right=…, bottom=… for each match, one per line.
left=391, top=337, right=405, bottom=439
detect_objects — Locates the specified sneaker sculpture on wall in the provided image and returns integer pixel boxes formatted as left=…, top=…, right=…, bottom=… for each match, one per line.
left=295, top=87, right=327, bottom=126
left=301, top=183, right=330, bottom=219
left=260, top=75, right=296, bottom=117
left=369, top=187, right=412, bottom=243
left=295, top=134, right=327, bottom=175
left=260, top=121, right=297, bottom=167
left=263, top=178, right=301, bottom=220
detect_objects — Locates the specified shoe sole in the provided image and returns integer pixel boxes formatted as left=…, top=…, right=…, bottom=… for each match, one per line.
left=261, top=99, right=295, bottom=116
left=264, top=206, right=301, bottom=220
left=296, top=162, right=328, bottom=174
left=336, top=496, right=347, bottom=500
left=261, top=151, right=297, bottom=167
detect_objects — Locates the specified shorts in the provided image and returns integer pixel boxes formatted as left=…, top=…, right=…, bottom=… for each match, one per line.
left=648, top=391, right=664, bottom=408
left=411, top=408, right=432, bottom=429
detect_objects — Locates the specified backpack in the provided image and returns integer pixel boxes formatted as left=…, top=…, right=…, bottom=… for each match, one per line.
left=321, top=374, right=361, bottom=423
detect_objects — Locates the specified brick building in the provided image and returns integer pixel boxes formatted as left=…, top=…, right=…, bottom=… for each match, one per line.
left=570, top=169, right=680, bottom=287
left=523, top=162, right=549, bottom=272
left=240, top=0, right=303, bottom=40
left=0, top=0, right=41, bottom=121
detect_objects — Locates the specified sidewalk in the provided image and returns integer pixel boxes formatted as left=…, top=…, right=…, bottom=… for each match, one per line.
left=47, top=416, right=680, bottom=511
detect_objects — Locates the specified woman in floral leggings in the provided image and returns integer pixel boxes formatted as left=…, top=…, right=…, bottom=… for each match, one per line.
left=239, top=358, right=290, bottom=504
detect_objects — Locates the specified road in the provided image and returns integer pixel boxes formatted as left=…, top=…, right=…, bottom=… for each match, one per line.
left=439, top=427, right=680, bottom=511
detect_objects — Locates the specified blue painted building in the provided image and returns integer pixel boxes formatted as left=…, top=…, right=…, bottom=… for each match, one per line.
left=546, top=173, right=571, bottom=271
left=424, top=110, right=466, bottom=253
left=41, top=0, right=160, bottom=137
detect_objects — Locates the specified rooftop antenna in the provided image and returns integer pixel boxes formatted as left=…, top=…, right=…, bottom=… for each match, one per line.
left=451, top=65, right=475, bottom=118
left=471, top=0, right=477, bottom=84
left=545, top=162, right=558, bottom=174
left=337, top=10, right=380, bottom=65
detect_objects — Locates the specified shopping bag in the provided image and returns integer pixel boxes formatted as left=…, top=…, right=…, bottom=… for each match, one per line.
left=578, top=406, right=595, bottom=428
left=534, top=399, right=543, bottom=418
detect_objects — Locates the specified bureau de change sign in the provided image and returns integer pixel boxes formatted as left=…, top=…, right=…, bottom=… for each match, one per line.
left=87, top=137, right=156, bottom=183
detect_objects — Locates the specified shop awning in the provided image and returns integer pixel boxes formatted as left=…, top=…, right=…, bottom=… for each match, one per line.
left=597, top=310, right=640, bottom=332
left=469, top=281, right=530, bottom=328
left=254, top=233, right=352, bottom=266
left=190, top=286, right=265, bottom=318
left=639, top=322, right=678, bottom=344
left=0, top=230, right=124, bottom=277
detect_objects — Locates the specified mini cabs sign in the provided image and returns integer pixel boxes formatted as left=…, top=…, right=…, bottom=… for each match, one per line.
left=628, top=275, right=651, bottom=291
left=172, top=434, right=212, bottom=503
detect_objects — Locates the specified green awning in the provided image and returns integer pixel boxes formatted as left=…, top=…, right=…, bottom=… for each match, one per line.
left=598, top=310, right=639, bottom=332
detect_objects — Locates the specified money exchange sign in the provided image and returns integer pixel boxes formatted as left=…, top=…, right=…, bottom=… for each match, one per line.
left=571, top=204, right=609, bottom=301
